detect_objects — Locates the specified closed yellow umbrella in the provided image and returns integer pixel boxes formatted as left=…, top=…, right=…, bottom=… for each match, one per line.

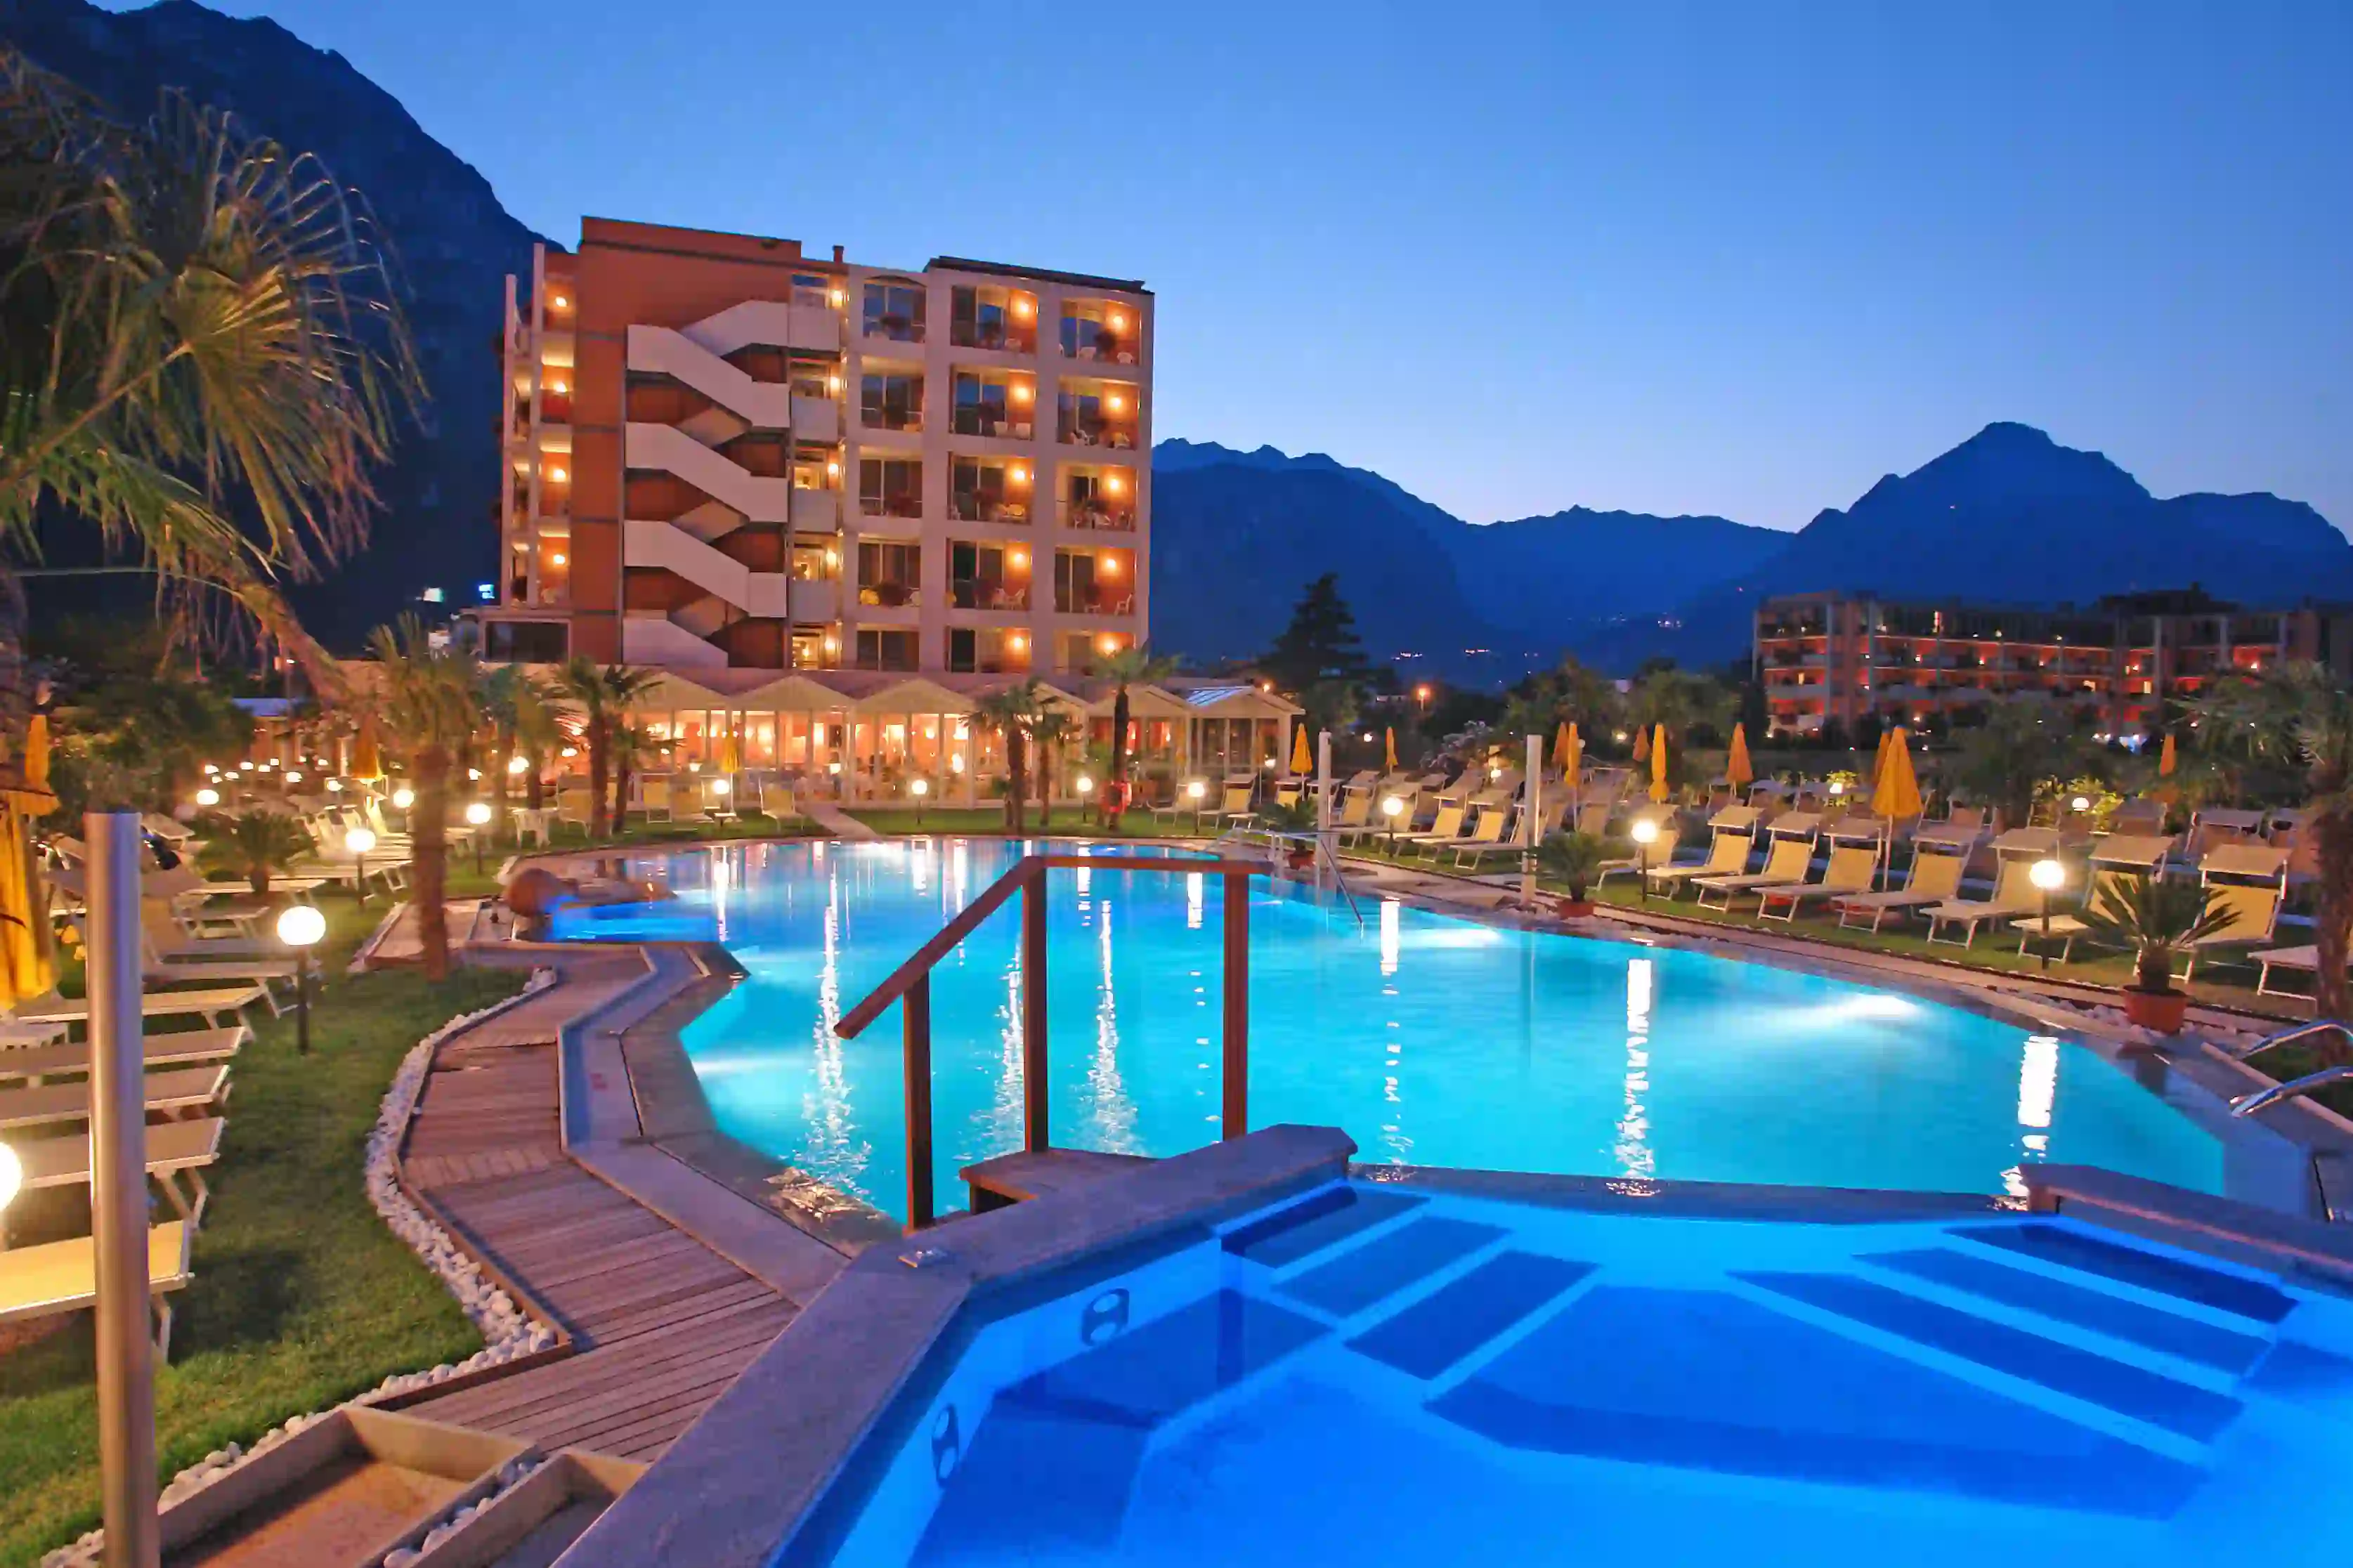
left=1560, top=721, right=1583, bottom=789
left=1872, top=726, right=1924, bottom=820
left=1632, top=726, right=1650, bottom=763
left=2158, top=731, right=2177, bottom=776
left=1552, top=721, right=1572, bottom=771
left=351, top=712, right=384, bottom=781
left=1, top=718, right=58, bottom=1006
left=717, top=729, right=743, bottom=773
left=1383, top=727, right=1397, bottom=771
left=1648, top=724, right=1670, bottom=802
left=1726, top=723, right=1754, bottom=790
left=1289, top=724, right=1311, bottom=775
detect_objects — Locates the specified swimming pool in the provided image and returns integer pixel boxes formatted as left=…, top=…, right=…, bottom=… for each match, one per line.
left=782, top=1179, right=2353, bottom=1567
left=552, top=837, right=2232, bottom=1220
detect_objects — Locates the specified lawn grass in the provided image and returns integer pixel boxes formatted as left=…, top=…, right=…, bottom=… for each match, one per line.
left=0, top=892, right=526, bottom=1567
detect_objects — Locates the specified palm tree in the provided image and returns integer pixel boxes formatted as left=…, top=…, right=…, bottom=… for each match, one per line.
left=2190, top=664, right=2353, bottom=1026
left=971, top=680, right=1042, bottom=834
left=611, top=720, right=663, bottom=835
left=1950, top=702, right=2105, bottom=828
left=1091, top=643, right=1178, bottom=802
left=511, top=675, right=561, bottom=809
left=370, top=616, right=478, bottom=981
left=554, top=658, right=659, bottom=837
left=476, top=665, right=545, bottom=845
left=0, top=52, right=419, bottom=747
left=1027, top=707, right=1079, bottom=829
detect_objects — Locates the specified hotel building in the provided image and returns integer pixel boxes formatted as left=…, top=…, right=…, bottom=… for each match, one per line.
left=476, top=218, right=1294, bottom=792
left=1755, top=588, right=2351, bottom=738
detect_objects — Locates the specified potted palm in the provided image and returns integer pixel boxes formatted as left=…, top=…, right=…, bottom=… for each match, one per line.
left=2074, top=876, right=2234, bottom=1033
left=1263, top=799, right=1319, bottom=869
left=1536, top=830, right=1610, bottom=919
left=197, top=810, right=313, bottom=898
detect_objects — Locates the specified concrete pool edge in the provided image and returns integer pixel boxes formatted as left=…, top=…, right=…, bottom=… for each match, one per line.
left=548, top=1130, right=2353, bottom=1568
left=524, top=832, right=2353, bottom=1226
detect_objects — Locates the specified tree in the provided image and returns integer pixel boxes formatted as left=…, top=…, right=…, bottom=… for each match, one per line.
left=554, top=657, right=658, bottom=837
left=971, top=680, right=1042, bottom=834
left=196, top=810, right=309, bottom=897
left=0, top=51, right=419, bottom=746
left=1262, top=574, right=1375, bottom=696
left=1950, top=702, right=2105, bottom=828
left=2189, top=664, right=2353, bottom=1026
left=511, top=675, right=562, bottom=809
left=1626, top=666, right=1736, bottom=747
left=612, top=720, right=663, bottom=834
left=1091, top=642, right=1178, bottom=801
left=369, top=616, right=478, bottom=981
left=477, top=665, right=546, bottom=844
left=1028, top=706, right=1078, bottom=829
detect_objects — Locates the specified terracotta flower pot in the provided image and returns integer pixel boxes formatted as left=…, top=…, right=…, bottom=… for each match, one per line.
left=2121, top=986, right=2190, bottom=1034
left=1551, top=896, right=1596, bottom=920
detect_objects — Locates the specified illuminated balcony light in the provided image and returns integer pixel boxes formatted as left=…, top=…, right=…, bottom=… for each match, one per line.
left=550, top=552, right=568, bottom=566
left=549, top=294, right=569, bottom=309
left=548, top=466, right=568, bottom=483
left=1108, top=311, right=1128, bottom=331
left=1104, top=474, right=1124, bottom=495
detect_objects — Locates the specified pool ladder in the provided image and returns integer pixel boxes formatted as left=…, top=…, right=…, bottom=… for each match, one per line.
left=2229, top=1020, right=2353, bottom=1117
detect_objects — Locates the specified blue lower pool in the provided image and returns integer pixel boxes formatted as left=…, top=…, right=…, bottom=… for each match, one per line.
left=788, top=1181, right=2353, bottom=1567
left=551, top=838, right=2231, bottom=1219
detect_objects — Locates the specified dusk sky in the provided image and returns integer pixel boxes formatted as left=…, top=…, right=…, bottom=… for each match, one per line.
left=108, top=0, right=2353, bottom=535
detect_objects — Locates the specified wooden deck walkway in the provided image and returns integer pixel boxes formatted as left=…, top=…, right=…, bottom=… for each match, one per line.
left=398, top=953, right=806, bottom=1462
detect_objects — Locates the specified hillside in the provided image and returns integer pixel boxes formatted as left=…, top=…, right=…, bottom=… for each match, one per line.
left=2, top=0, right=549, bottom=643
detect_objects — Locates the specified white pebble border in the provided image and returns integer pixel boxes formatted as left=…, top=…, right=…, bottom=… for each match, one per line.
left=44, top=969, right=565, bottom=1568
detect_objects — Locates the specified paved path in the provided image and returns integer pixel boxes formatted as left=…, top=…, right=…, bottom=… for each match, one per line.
left=798, top=799, right=878, bottom=839
left=399, top=953, right=841, bottom=1462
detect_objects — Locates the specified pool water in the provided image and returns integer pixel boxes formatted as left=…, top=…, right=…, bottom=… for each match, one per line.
left=791, top=1182, right=2353, bottom=1568
left=551, top=838, right=2229, bottom=1220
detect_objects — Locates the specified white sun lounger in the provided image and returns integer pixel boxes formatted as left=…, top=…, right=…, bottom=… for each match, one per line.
left=2253, top=946, right=2345, bottom=1000
left=13, top=984, right=266, bottom=1037
left=0, top=1026, right=246, bottom=1085
left=2177, top=844, right=2291, bottom=984
left=0, top=1065, right=231, bottom=1132
left=1755, top=842, right=1883, bottom=922
left=1648, top=806, right=1763, bottom=894
left=1691, top=816, right=1823, bottom=911
left=16, top=1116, right=226, bottom=1220
left=2007, top=834, right=2176, bottom=964
left=0, top=1220, right=193, bottom=1358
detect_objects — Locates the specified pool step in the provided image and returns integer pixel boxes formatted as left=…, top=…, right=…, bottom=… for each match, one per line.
left=1220, top=1184, right=1425, bottom=1269
left=1947, top=1222, right=2297, bottom=1324
left=1347, top=1252, right=1598, bottom=1379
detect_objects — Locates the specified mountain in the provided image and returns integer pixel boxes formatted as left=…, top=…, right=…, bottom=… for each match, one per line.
left=1150, top=442, right=1782, bottom=680
left=1, top=0, right=549, bottom=643
left=1594, top=422, right=2353, bottom=668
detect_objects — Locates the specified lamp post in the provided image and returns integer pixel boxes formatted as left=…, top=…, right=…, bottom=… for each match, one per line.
left=911, top=776, right=930, bottom=828
left=1076, top=773, right=1095, bottom=825
left=1381, top=793, right=1405, bottom=856
left=276, top=903, right=325, bottom=1055
left=0, top=1138, right=18, bottom=1250
left=2030, top=857, right=2066, bottom=972
left=1631, top=816, right=1660, bottom=903
left=465, top=800, right=493, bottom=875
left=391, top=785, right=415, bottom=813
left=193, top=787, right=219, bottom=809
left=346, top=826, right=377, bottom=905
left=1186, top=777, right=1206, bottom=833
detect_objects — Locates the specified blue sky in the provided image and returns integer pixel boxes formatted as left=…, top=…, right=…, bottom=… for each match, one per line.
left=110, top=1, right=2352, bottom=535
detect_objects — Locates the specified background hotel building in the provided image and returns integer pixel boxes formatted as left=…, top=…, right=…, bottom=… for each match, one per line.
left=481, top=218, right=1152, bottom=679
left=1756, top=588, right=2352, bottom=738
left=475, top=218, right=1298, bottom=793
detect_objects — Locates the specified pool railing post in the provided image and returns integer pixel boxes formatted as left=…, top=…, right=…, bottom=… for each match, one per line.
left=1022, top=862, right=1049, bottom=1151
left=1222, top=870, right=1249, bottom=1139
left=903, top=971, right=934, bottom=1230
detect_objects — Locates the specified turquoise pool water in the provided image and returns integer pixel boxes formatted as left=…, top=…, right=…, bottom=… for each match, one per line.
left=550, top=838, right=2230, bottom=1220
left=785, top=1182, right=2353, bottom=1567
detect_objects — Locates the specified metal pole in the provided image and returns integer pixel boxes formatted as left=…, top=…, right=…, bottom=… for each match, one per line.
left=1521, top=733, right=1542, bottom=907
left=902, top=972, right=934, bottom=1229
left=89, top=811, right=159, bottom=1568
left=1222, top=871, right=1249, bottom=1139
left=295, top=952, right=312, bottom=1057
left=1021, top=868, right=1048, bottom=1151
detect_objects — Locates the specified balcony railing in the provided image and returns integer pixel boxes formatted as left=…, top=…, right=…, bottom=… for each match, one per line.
left=1059, top=417, right=1138, bottom=450
left=1055, top=585, right=1135, bottom=616
left=859, top=582, right=922, bottom=608
left=951, top=407, right=1036, bottom=439
left=861, top=403, right=923, bottom=433
left=951, top=580, right=1030, bottom=611
left=859, top=492, right=923, bottom=520
left=1060, top=500, right=1136, bottom=532
left=949, top=495, right=1031, bottom=525
left=863, top=314, right=923, bottom=344
left=1062, top=331, right=1138, bottom=365
left=951, top=322, right=1036, bottom=353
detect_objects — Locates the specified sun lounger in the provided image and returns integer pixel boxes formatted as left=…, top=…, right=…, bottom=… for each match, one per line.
left=2253, top=946, right=2346, bottom=1000
left=1648, top=806, right=1763, bottom=894
left=2007, top=834, right=2175, bottom=964
left=1690, top=815, right=1822, bottom=910
left=16, top=1116, right=226, bottom=1220
left=0, top=1064, right=230, bottom=1132
left=1596, top=810, right=1687, bottom=889
left=1212, top=783, right=1258, bottom=830
left=1834, top=842, right=1970, bottom=933
left=1397, top=803, right=1466, bottom=857
left=2177, top=844, right=2291, bottom=984
left=0, top=1026, right=246, bottom=1085
left=13, top=984, right=265, bottom=1037
left=1923, top=843, right=2054, bottom=949
left=0, top=1220, right=194, bottom=1357
left=1448, top=806, right=1523, bottom=870
left=1756, top=842, right=1883, bottom=922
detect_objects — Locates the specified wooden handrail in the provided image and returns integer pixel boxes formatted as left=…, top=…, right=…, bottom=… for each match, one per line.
left=833, top=854, right=1262, bottom=1038
left=833, top=850, right=1267, bottom=1229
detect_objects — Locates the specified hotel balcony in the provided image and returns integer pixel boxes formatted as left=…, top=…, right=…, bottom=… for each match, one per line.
left=1059, top=462, right=1138, bottom=530
left=950, top=370, right=1040, bottom=440
left=1059, top=499, right=1137, bottom=532
left=858, top=580, right=922, bottom=609
left=861, top=280, right=927, bottom=347
left=1053, top=546, right=1137, bottom=617
left=950, top=579, right=1031, bottom=612
left=1060, top=301, right=1140, bottom=365
left=1057, top=381, right=1140, bottom=450
left=859, top=385, right=923, bottom=434
left=950, top=285, right=1039, bottom=354
left=790, top=488, right=842, bottom=532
